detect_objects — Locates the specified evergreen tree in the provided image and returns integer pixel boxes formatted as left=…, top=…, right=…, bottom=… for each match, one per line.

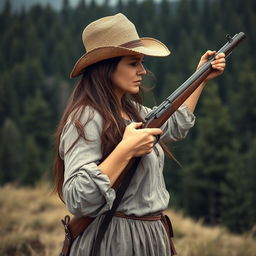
left=229, top=61, right=256, bottom=150
left=137, top=0, right=155, bottom=36
left=126, top=0, right=139, bottom=25
left=5, top=59, right=45, bottom=111
left=25, top=23, right=43, bottom=61
left=22, top=89, right=52, bottom=157
left=0, top=0, right=11, bottom=34
left=183, top=83, right=233, bottom=224
left=53, top=41, right=71, bottom=77
left=176, top=0, right=194, bottom=32
left=159, top=0, right=173, bottom=44
left=0, top=72, right=18, bottom=125
left=61, top=0, right=71, bottom=24
left=20, top=135, right=42, bottom=185
left=0, top=119, right=23, bottom=184
left=221, top=139, right=256, bottom=232
left=116, top=0, right=124, bottom=13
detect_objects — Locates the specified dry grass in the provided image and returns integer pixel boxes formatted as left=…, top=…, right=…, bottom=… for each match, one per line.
left=0, top=183, right=66, bottom=255
left=166, top=209, right=256, bottom=256
left=0, top=184, right=255, bottom=256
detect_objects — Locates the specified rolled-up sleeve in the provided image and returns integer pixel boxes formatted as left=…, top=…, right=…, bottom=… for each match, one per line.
left=59, top=110, right=116, bottom=217
left=142, top=103, right=195, bottom=142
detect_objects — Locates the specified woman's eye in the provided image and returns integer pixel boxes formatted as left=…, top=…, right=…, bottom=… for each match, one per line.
left=130, top=62, right=137, bottom=67
left=130, top=61, right=144, bottom=67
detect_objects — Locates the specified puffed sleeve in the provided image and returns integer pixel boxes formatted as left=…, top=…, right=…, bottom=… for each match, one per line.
left=141, top=103, right=195, bottom=142
left=59, top=108, right=116, bottom=217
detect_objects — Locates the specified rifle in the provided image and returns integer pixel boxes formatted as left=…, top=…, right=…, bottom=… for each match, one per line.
left=60, top=32, right=246, bottom=256
left=144, top=32, right=246, bottom=128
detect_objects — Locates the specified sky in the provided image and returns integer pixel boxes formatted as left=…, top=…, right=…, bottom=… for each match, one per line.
left=0, top=0, right=179, bottom=12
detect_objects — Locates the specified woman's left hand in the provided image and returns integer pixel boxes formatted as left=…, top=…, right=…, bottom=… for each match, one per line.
left=197, top=50, right=226, bottom=82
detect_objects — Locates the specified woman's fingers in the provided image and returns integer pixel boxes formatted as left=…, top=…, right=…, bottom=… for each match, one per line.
left=197, top=51, right=226, bottom=81
left=197, top=50, right=215, bottom=70
left=211, top=62, right=226, bottom=69
left=126, top=123, right=162, bottom=137
left=215, top=52, right=225, bottom=59
left=123, top=123, right=163, bottom=156
left=201, top=50, right=216, bottom=61
left=129, top=122, right=143, bottom=129
left=143, top=128, right=163, bottom=136
left=211, top=53, right=226, bottom=71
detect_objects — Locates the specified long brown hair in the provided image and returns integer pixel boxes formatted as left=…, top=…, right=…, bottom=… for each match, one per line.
left=53, top=57, right=178, bottom=201
left=53, top=57, right=144, bottom=201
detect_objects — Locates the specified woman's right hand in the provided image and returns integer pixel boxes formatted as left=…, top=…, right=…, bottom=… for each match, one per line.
left=99, top=122, right=162, bottom=184
left=121, top=122, right=163, bottom=157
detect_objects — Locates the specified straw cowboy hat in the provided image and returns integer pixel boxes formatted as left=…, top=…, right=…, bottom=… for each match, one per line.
left=70, top=13, right=170, bottom=78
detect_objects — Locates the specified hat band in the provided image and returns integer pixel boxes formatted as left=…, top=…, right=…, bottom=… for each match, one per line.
left=119, top=39, right=144, bottom=49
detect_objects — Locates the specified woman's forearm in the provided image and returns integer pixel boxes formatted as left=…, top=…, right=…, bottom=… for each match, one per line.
left=184, top=51, right=226, bottom=113
left=98, top=141, right=133, bottom=186
left=183, top=81, right=206, bottom=113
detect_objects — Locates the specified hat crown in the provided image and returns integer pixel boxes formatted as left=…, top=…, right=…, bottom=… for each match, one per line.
left=82, top=13, right=140, bottom=52
left=70, top=13, right=170, bottom=78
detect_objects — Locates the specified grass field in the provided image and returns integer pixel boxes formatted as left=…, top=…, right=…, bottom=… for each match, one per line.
left=0, top=184, right=255, bottom=256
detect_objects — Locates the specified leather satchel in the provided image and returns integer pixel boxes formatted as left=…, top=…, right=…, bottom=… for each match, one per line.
left=59, top=215, right=95, bottom=256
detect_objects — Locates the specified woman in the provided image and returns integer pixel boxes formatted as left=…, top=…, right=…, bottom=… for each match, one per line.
left=54, top=13, right=226, bottom=255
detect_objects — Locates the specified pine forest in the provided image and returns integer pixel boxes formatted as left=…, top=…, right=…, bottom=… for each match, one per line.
left=0, top=0, right=255, bottom=237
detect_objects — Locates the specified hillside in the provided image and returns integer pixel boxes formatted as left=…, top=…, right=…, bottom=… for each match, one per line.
left=0, top=184, right=255, bottom=255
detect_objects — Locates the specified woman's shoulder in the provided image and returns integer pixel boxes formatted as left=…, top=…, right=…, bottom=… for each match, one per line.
left=60, top=106, right=103, bottom=139
left=69, top=105, right=103, bottom=126
left=59, top=106, right=103, bottom=159
left=60, top=106, right=103, bottom=144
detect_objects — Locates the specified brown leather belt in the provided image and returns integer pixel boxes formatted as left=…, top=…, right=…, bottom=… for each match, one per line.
left=114, top=212, right=177, bottom=255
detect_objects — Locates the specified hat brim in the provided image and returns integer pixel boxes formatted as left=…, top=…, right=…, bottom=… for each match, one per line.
left=70, top=37, right=171, bottom=78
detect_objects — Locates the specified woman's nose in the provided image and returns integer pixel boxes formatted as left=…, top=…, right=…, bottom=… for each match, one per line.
left=138, top=63, right=147, bottom=75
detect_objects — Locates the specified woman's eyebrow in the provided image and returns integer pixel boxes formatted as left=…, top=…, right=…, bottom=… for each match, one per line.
left=129, top=57, right=144, bottom=61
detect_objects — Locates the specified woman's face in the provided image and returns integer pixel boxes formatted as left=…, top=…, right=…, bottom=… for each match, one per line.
left=111, top=54, right=146, bottom=99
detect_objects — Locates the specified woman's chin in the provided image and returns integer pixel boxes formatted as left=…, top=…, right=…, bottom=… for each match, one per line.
left=129, top=87, right=140, bottom=94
